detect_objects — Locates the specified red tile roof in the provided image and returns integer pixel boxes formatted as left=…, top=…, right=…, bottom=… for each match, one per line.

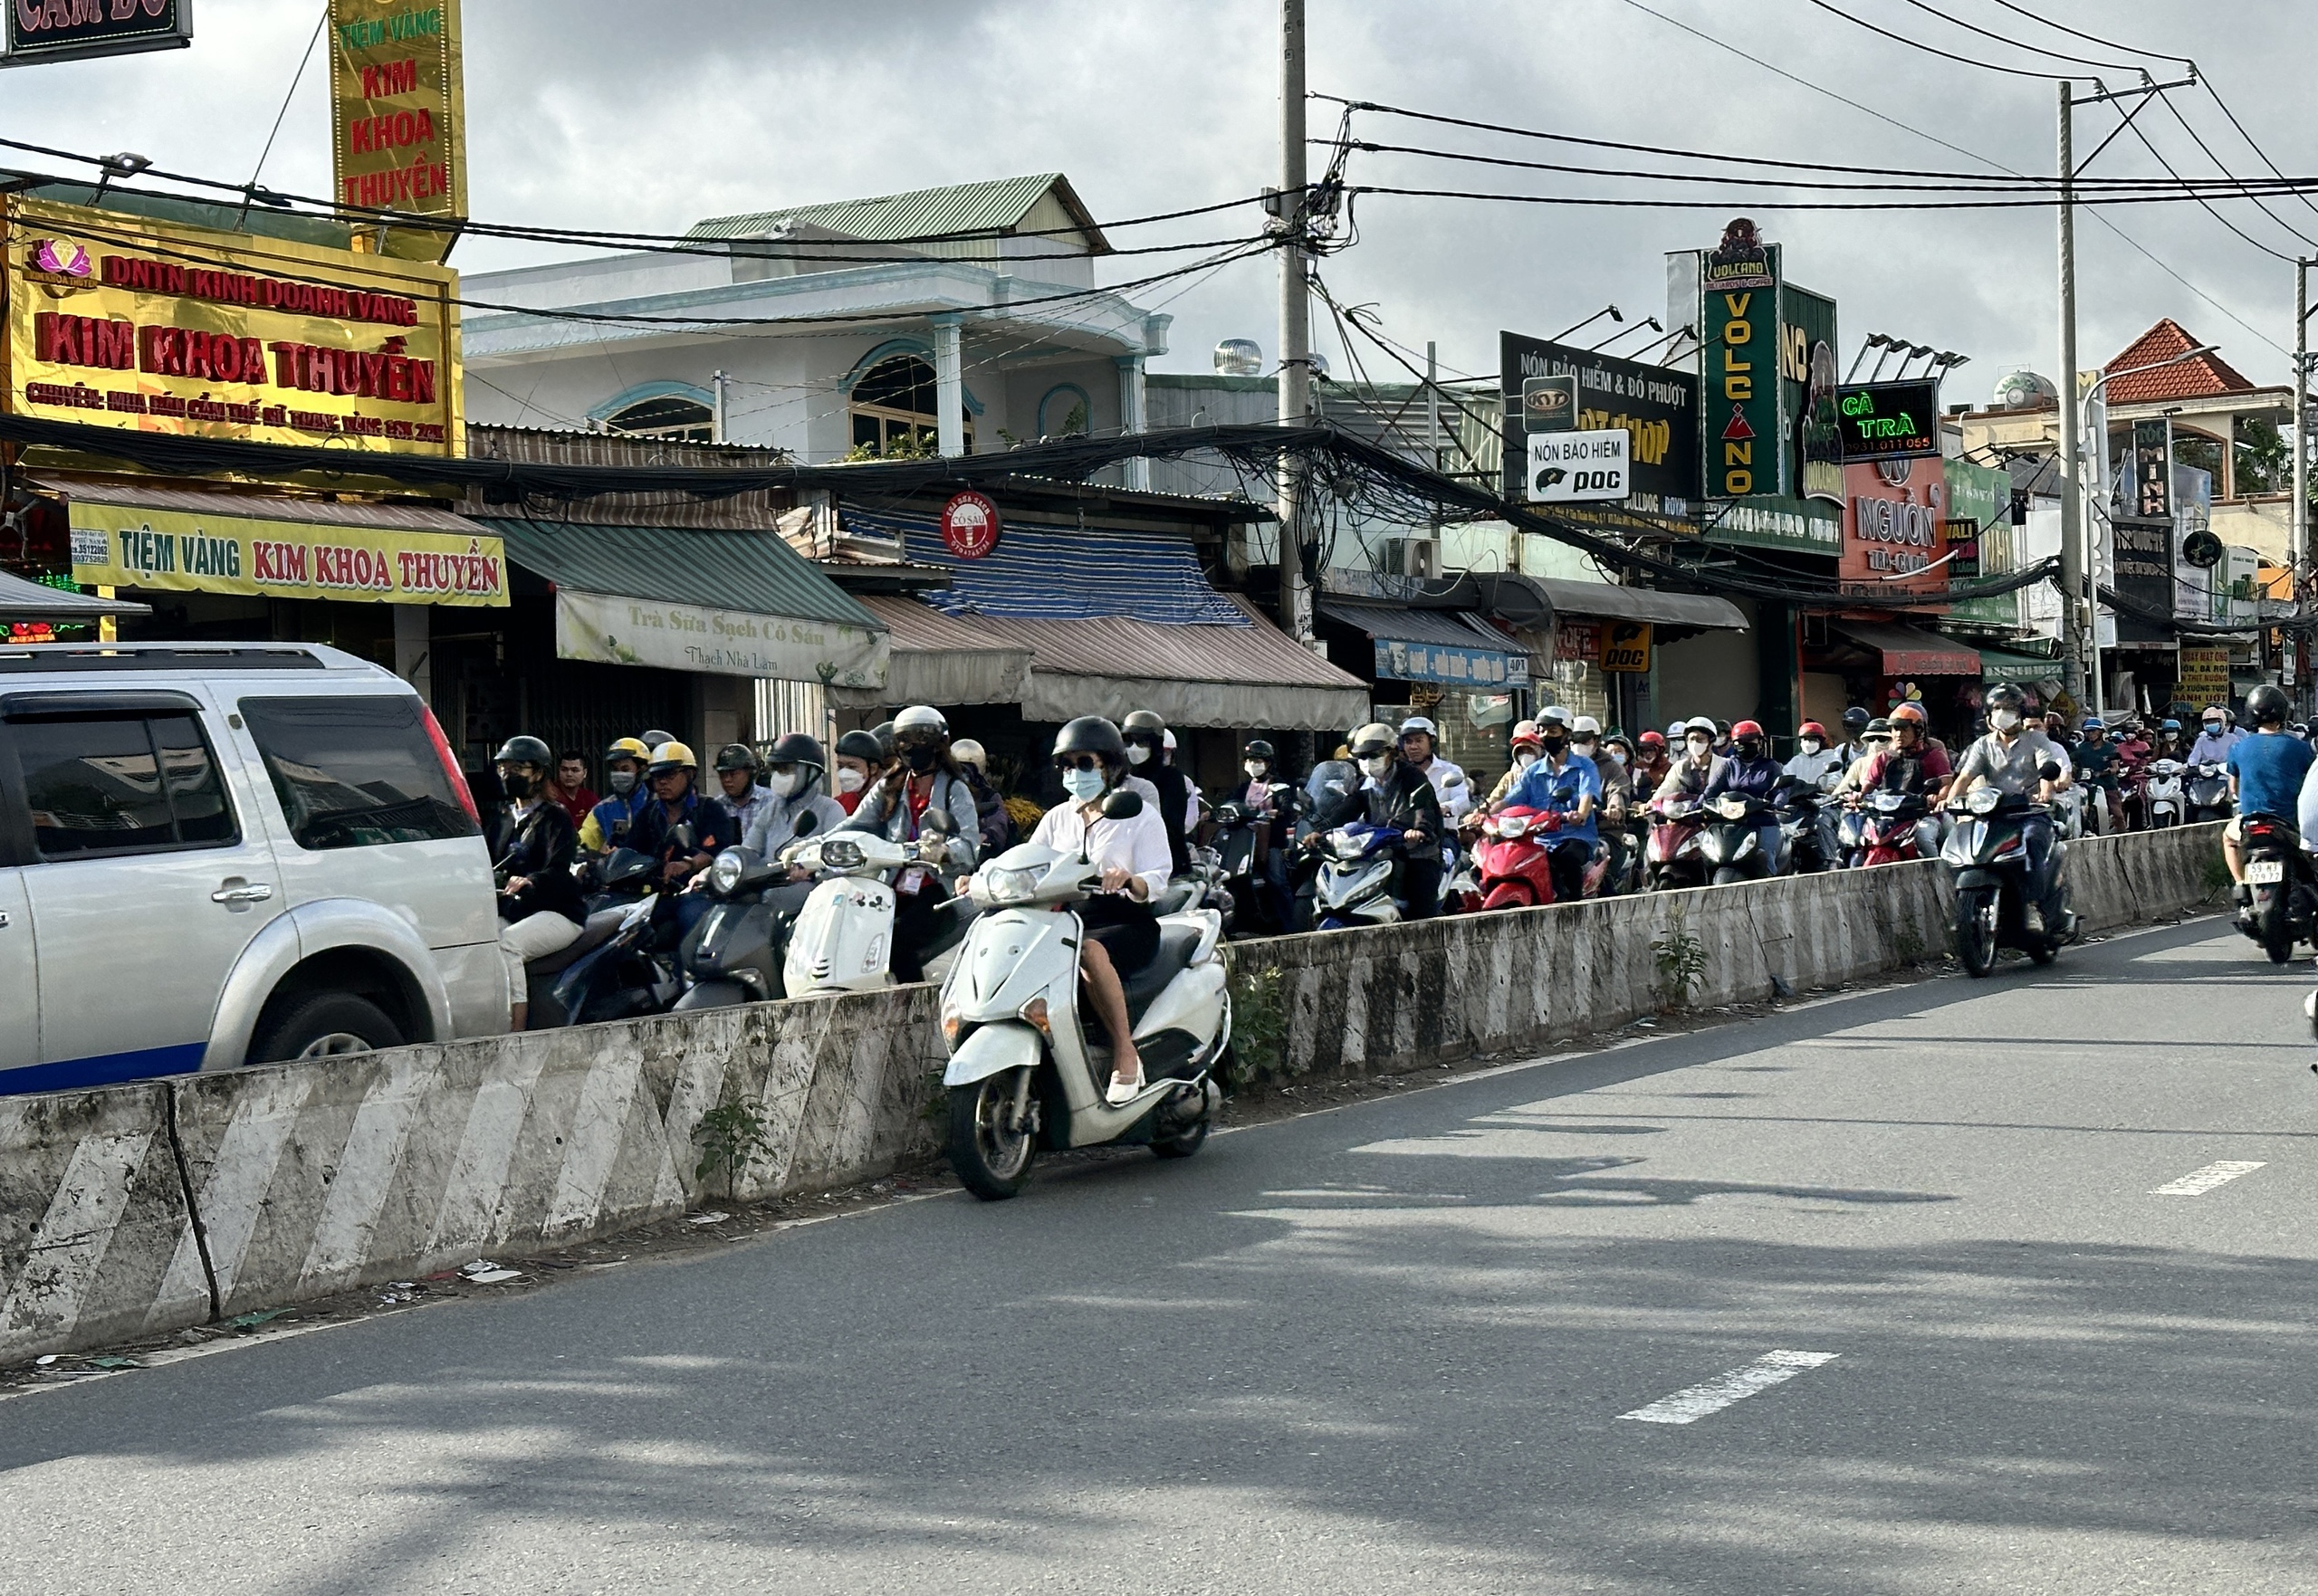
left=2102, top=319, right=2257, bottom=404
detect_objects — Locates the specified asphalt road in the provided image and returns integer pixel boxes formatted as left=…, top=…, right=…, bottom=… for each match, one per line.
left=5, top=917, right=2315, bottom=1595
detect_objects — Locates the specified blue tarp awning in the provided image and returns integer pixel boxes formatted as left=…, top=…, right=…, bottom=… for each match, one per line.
left=842, top=509, right=1251, bottom=627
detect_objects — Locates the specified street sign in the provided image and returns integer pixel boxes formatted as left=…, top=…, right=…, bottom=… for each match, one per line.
left=1519, top=375, right=1577, bottom=434
left=939, top=490, right=1001, bottom=559
left=1600, top=621, right=1652, bottom=673
left=1833, top=379, right=1942, bottom=462
left=1526, top=428, right=1631, bottom=503
left=4, top=0, right=190, bottom=67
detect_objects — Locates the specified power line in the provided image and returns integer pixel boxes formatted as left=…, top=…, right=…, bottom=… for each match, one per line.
left=1345, top=184, right=2318, bottom=214
left=2197, top=78, right=2318, bottom=235
left=1978, top=0, right=2195, bottom=67
left=247, top=4, right=328, bottom=194
left=2149, top=87, right=2318, bottom=253
left=1888, top=0, right=2149, bottom=74
left=1798, top=0, right=2075, bottom=81
left=2110, top=95, right=2295, bottom=263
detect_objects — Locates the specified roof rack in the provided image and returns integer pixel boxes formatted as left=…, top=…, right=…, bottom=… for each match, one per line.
left=0, top=645, right=332, bottom=674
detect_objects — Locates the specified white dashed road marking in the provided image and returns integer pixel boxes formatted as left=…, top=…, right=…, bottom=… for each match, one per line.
left=2151, top=1160, right=2266, bottom=1197
left=1619, top=1350, right=1840, bottom=1425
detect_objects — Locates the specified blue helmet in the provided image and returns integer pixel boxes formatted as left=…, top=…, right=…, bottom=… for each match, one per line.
left=2160, top=718, right=2182, bottom=732
left=2080, top=717, right=2104, bottom=731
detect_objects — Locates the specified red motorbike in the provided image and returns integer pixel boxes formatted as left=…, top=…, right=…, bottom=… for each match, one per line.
left=1853, top=788, right=1932, bottom=866
left=1474, top=805, right=1560, bottom=909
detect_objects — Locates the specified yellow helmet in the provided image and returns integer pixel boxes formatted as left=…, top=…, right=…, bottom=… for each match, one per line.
left=647, top=741, right=696, bottom=776
left=604, top=736, right=650, bottom=764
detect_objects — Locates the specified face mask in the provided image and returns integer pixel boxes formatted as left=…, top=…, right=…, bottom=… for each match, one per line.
left=1573, top=739, right=1596, bottom=757
left=836, top=767, right=865, bottom=794
left=1800, top=738, right=1823, bottom=754
left=1990, top=710, right=2023, bottom=732
left=608, top=771, right=636, bottom=796
left=1061, top=767, right=1106, bottom=802
left=2203, top=723, right=2222, bottom=737
left=1686, top=739, right=1712, bottom=756
left=503, top=772, right=536, bottom=800
left=1125, top=744, right=1151, bottom=765
left=1541, top=734, right=1567, bottom=753
left=1515, top=750, right=1538, bottom=769
left=901, top=744, right=938, bottom=773
left=1244, top=760, right=1267, bottom=779
left=1360, top=753, right=1392, bottom=778
left=766, top=769, right=803, bottom=799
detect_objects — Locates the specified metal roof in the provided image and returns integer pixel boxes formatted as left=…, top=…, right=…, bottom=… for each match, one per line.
left=687, top=174, right=1108, bottom=253
left=1317, top=598, right=1518, bottom=655
left=474, top=518, right=880, bottom=631
left=47, top=479, right=483, bottom=535
left=0, top=569, right=148, bottom=620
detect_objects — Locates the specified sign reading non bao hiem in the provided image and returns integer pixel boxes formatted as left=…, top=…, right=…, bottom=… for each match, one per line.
left=330, top=0, right=467, bottom=261
left=3, top=195, right=461, bottom=454
left=68, top=502, right=507, bottom=607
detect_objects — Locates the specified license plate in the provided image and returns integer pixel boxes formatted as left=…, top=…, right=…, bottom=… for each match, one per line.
left=2247, top=860, right=2285, bottom=884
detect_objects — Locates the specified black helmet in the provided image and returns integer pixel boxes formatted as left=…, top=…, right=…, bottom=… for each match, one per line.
left=713, top=741, right=757, bottom=774
left=1244, top=738, right=1276, bottom=760
left=767, top=732, right=826, bottom=773
left=870, top=720, right=896, bottom=758
left=834, top=730, right=885, bottom=764
left=493, top=734, right=552, bottom=769
left=1842, top=707, right=1870, bottom=731
left=2246, top=683, right=2291, bottom=725
left=1123, top=709, right=1166, bottom=737
left=1986, top=682, right=2028, bottom=717
left=1053, top=715, right=1126, bottom=765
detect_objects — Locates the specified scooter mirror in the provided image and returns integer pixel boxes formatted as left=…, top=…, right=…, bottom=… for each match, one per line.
left=671, top=823, right=696, bottom=852
left=921, top=807, right=954, bottom=835
left=1100, top=789, right=1145, bottom=819
left=2038, top=761, right=2063, bottom=781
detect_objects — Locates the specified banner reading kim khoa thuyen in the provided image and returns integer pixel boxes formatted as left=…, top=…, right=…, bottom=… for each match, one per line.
left=3, top=194, right=460, bottom=455
left=69, top=500, right=505, bottom=607
left=330, top=0, right=467, bottom=263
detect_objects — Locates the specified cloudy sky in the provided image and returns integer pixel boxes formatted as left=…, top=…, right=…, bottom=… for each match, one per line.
left=8, top=0, right=2313, bottom=399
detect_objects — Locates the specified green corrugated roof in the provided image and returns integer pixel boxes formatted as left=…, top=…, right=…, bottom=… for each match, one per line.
left=8, top=176, right=356, bottom=250
left=685, top=173, right=1106, bottom=251
left=479, top=519, right=881, bottom=631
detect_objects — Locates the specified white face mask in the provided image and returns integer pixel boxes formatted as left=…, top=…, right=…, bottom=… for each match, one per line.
left=1800, top=738, right=1823, bottom=754
left=1686, top=738, right=1712, bottom=757
left=765, top=769, right=803, bottom=799
left=1125, top=744, right=1151, bottom=766
left=1515, top=750, right=1538, bottom=769
left=1244, top=760, right=1267, bottom=779
left=1573, top=739, right=1596, bottom=758
left=1360, top=753, right=1393, bottom=778
left=1061, top=767, right=1107, bottom=802
left=836, top=767, right=865, bottom=794
left=1990, top=709, right=2023, bottom=732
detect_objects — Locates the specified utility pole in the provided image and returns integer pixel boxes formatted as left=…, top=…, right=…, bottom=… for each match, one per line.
left=2297, top=258, right=2311, bottom=713
left=1276, top=0, right=1312, bottom=642
left=712, top=369, right=727, bottom=445
left=2056, top=81, right=2088, bottom=715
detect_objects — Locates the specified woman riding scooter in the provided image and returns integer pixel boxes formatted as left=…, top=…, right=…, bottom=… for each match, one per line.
left=1030, top=716, right=1173, bottom=1104
left=491, top=735, right=588, bottom=1031
left=841, top=705, right=981, bottom=980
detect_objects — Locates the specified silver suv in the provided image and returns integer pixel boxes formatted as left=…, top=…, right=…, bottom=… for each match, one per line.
left=0, top=642, right=505, bottom=1095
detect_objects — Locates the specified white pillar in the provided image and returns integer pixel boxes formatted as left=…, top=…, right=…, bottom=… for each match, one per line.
left=392, top=604, right=431, bottom=703
left=932, top=313, right=965, bottom=457
left=1116, top=353, right=1149, bottom=491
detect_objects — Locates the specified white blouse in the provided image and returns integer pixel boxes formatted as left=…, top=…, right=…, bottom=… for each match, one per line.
left=1030, top=798, right=1173, bottom=899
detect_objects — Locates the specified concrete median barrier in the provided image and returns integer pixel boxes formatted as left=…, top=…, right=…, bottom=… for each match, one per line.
left=0, top=822, right=2223, bottom=1363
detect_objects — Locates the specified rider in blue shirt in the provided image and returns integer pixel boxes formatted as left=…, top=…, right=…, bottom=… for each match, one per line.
left=1701, top=719, right=1786, bottom=871
left=1499, top=708, right=1601, bottom=901
left=2233, top=684, right=2315, bottom=911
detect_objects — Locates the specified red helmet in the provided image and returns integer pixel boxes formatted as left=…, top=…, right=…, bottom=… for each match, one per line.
left=1798, top=721, right=1827, bottom=740
left=1638, top=730, right=1667, bottom=748
left=1731, top=720, right=1765, bottom=739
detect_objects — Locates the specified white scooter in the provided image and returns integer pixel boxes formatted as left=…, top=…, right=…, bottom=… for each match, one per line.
left=2143, top=759, right=2185, bottom=827
left=781, top=810, right=972, bottom=995
left=937, top=791, right=1229, bottom=1200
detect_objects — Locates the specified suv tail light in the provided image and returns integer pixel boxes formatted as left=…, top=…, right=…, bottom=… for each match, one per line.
left=422, top=703, right=479, bottom=823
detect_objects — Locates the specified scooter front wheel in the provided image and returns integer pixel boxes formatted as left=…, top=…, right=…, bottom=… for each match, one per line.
left=946, top=1068, right=1037, bottom=1200
left=1956, top=888, right=1998, bottom=978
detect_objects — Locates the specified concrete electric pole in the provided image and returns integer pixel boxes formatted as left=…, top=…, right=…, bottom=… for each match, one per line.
left=1276, top=0, right=1312, bottom=642
left=2056, top=81, right=2088, bottom=714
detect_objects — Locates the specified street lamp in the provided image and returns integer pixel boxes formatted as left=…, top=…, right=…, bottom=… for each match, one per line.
left=1550, top=304, right=1622, bottom=343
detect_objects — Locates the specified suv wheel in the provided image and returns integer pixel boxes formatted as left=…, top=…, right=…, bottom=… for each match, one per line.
left=248, top=992, right=406, bottom=1066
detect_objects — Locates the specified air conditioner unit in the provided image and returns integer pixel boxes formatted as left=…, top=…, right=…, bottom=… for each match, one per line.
left=1380, top=537, right=1439, bottom=578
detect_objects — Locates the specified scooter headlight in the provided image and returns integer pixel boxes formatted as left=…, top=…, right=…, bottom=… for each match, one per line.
left=1497, top=815, right=1528, bottom=838
left=982, top=865, right=1040, bottom=904
left=1967, top=787, right=2001, bottom=816
left=820, top=837, right=865, bottom=870
left=1333, top=832, right=1365, bottom=860
left=709, top=850, right=746, bottom=894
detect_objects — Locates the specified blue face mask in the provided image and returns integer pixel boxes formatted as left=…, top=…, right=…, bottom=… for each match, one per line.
left=1062, top=767, right=1106, bottom=802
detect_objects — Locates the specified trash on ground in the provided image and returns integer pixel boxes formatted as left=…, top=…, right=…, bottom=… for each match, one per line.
left=34, top=1355, right=55, bottom=1367
left=86, top=1357, right=140, bottom=1370
left=464, top=1268, right=522, bottom=1285
left=229, top=1308, right=292, bottom=1331
left=687, top=1211, right=730, bottom=1226
left=459, top=1259, right=502, bottom=1276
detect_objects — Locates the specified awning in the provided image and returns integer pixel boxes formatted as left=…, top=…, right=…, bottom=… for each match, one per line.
left=1317, top=598, right=1529, bottom=689
left=477, top=517, right=887, bottom=688
left=1527, top=578, right=1748, bottom=634
left=57, top=480, right=507, bottom=607
left=0, top=569, right=148, bottom=619
left=832, top=592, right=1368, bottom=731
left=1975, top=646, right=2064, bottom=682
left=1830, top=620, right=1982, bottom=676
left=838, top=595, right=1031, bottom=707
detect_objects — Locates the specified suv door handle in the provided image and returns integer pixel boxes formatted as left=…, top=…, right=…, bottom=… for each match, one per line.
left=212, top=881, right=275, bottom=905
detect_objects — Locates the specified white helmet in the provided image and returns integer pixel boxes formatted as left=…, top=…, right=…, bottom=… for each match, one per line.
left=950, top=738, right=987, bottom=769
left=1572, top=714, right=1602, bottom=736
left=1398, top=715, right=1438, bottom=738
left=895, top=704, right=947, bottom=737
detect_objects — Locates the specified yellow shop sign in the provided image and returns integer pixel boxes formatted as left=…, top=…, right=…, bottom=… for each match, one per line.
left=70, top=499, right=505, bottom=607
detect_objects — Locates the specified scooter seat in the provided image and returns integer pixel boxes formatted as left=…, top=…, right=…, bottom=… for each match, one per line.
left=1121, top=922, right=1204, bottom=1025
left=526, top=907, right=627, bottom=978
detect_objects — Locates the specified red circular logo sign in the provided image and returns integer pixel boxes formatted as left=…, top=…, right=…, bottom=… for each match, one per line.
left=939, top=491, right=1001, bottom=560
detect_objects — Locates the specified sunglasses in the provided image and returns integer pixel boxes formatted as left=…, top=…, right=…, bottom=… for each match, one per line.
left=1056, top=754, right=1106, bottom=772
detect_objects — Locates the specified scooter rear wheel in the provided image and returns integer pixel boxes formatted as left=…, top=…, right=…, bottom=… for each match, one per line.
left=2263, top=902, right=2296, bottom=965
left=946, top=1069, right=1036, bottom=1200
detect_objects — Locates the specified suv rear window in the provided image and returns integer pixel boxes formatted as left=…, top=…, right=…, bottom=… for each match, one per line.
left=13, top=712, right=238, bottom=859
left=239, top=694, right=480, bottom=851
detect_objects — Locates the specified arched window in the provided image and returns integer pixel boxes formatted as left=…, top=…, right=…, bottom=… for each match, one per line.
left=849, top=355, right=964, bottom=455
left=606, top=394, right=714, bottom=441
left=1038, top=384, right=1091, bottom=440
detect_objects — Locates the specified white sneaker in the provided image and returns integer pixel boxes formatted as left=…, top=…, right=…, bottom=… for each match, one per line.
left=2023, top=904, right=2046, bottom=937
